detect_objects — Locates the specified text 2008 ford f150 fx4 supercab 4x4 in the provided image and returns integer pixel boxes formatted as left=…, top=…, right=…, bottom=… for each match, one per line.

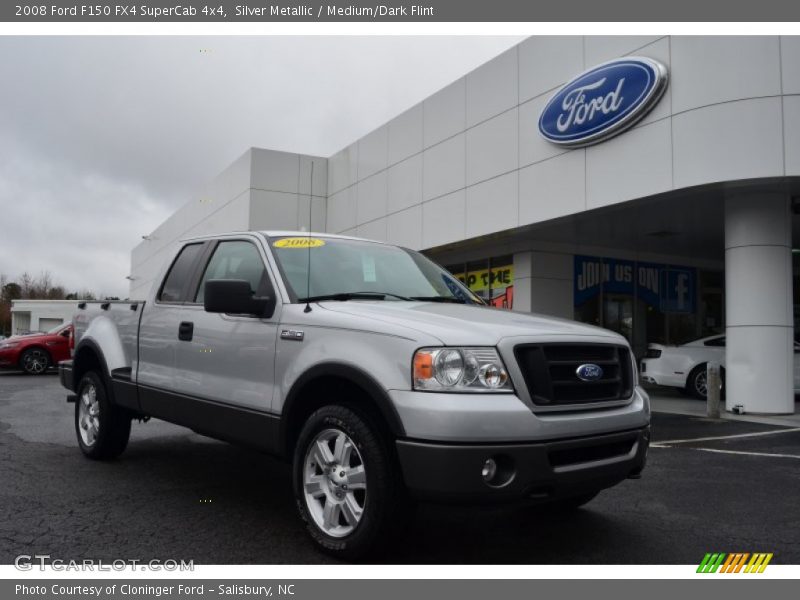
left=59, top=231, right=650, bottom=559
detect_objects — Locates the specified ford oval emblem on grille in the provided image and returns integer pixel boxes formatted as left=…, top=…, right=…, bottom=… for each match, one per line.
left=576, top=363, right=604, bottom=382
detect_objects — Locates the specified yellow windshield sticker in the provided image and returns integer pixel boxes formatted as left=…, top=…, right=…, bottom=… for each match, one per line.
left=273, top=237, right=326, bottom=249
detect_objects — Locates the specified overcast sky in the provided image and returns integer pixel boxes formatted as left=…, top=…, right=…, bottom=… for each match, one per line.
left=0, top=35, right=522, bottom=298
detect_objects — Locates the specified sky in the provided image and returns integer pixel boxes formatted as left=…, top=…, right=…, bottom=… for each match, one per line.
left=0, top=35, right=523, bottom=299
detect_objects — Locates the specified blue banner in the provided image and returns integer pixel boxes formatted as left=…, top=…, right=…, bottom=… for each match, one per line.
left=574, top=255, right=695, bottom=313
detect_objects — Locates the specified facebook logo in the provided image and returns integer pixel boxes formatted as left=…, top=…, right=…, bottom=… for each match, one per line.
left=661, top=268, right=695, bottom=313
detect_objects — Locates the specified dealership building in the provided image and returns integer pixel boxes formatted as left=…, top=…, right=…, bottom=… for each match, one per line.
left=130, top=36, right=800, bottom=415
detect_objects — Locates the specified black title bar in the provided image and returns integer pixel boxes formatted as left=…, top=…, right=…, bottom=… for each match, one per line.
left=5, top=0, right=800, bottom=22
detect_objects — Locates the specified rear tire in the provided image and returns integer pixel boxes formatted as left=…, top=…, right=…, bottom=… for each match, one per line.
left=292, top=404, right=408, bottom=561
left=20, top=347, right=50, bottom=375
left=687, top=364, right=708, bottom=400
left=75, top=372, right=131, bottom=460
left=686, top=364, right=725, bottom=400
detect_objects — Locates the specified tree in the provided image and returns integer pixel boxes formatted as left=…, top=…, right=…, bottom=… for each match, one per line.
left=19, top=272, right=33, bottom=298
left=0, top=274, right=16, bottom=336
left=2, top=282, right=21, bottom=301
left=47, top=286, right=66, bottom=300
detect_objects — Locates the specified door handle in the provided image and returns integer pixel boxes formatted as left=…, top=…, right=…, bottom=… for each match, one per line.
left=178, top=321, right=194, bottom=342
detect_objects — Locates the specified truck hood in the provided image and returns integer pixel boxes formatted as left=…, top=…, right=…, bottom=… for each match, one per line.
left=318, top=301, right=623, bottom=346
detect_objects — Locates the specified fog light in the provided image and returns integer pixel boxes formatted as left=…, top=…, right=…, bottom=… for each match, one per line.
left=481, top=458, right=497, bottom=482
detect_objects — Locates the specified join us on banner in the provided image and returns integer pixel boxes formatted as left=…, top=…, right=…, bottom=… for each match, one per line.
left=574, top=255, right=695, bottom=314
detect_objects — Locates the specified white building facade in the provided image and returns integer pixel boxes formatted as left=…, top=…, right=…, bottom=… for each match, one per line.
left=131, top=36, right=800, bottom=415
left=10, top=300, right=78, bottom=334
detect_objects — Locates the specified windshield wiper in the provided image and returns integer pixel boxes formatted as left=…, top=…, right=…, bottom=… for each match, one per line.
left=299, top=291, right=411, bottom=302
left=409, top=296, right=469, bottom=304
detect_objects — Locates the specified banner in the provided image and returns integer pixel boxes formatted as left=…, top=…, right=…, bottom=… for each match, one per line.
left=574, top=255, right=695, bottom=314
left=451, top=264, right=513, bottom=309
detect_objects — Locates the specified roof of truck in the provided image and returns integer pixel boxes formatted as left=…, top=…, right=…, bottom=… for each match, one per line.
left=180, top=231, right=385, bottom=244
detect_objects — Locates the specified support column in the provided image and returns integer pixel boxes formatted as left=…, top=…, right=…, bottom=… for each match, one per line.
left=512, top=251, right=573, bottom=318
left=725, top=192, right=794, bottom=414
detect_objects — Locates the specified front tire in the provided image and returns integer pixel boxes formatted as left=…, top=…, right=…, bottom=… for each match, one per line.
left=20, top=347, right=50, bottom=375
left=75, top=372, right=131, bottom=460
left=292, top=405, right=406, bottom=560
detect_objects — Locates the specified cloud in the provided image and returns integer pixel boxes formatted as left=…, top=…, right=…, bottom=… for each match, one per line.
left=0, top=36, right=523, bottom=296
left=0, top=133, right=171, bottom=297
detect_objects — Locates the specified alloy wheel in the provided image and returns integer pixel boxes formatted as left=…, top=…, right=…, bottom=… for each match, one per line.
left=302, top=428, right=367, bottom=538
left=78, top=382, right=101, bottom=447
left=22, top=349, right=48, bottom=374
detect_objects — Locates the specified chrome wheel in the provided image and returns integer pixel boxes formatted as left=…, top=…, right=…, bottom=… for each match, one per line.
left=695, top=371, right=707, bottom=398
left=22, top=349, right=48, bottom=374
left=78, top=382, right=100, bottom=447
left=303, top=428, right=367, bottom=538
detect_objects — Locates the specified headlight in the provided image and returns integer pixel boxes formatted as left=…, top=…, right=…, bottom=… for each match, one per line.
left=0, top=342, right=18, bottom=350
left=413, top=347, right=512, bottom=392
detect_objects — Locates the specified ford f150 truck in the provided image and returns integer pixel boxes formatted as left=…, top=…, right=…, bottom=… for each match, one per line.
left=59, top=231, right=650, bottom=559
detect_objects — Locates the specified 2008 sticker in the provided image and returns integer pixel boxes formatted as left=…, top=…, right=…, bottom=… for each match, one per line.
left=273, top=237, right=326, bottom=249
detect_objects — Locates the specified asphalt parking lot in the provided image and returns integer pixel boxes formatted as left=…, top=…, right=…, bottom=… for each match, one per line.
left=1, top=371, right=799, bottom=565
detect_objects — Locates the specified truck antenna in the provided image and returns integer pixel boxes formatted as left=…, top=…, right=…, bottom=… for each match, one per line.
left=304, top=161, right=314, bottom=313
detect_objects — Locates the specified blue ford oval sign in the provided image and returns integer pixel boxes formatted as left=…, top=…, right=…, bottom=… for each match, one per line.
left=576, top=363, right=604, bottom=382
left=538, top=57, right=668, bottom=148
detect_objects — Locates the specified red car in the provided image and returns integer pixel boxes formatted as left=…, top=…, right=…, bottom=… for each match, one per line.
left=0, top=323, right=73, bottom=375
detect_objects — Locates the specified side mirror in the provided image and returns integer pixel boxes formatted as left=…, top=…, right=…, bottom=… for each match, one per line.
left=203, top=279, right=275, bottom=318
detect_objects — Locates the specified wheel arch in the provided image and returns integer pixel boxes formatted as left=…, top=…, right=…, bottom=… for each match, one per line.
left=279, top=363, right=406, bottom=460
left=72, top=339, right=113, bottom=397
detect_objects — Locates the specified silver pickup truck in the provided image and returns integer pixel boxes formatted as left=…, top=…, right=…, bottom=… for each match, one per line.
left=59, top=231, right=650, bottom=559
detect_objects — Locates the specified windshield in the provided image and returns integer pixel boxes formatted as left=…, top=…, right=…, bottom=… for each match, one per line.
left=46, top=324, right=66, bottom=334
left=268, top=235, right=483, bottom=305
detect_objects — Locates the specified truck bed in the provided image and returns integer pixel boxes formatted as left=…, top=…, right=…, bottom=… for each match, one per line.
left=73, top=300, right=144, bottom=376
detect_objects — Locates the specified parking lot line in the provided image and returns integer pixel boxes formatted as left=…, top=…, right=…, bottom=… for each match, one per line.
left=653, top=427, right=800, bottom=445
left=651, top=446, right=800, bottom=460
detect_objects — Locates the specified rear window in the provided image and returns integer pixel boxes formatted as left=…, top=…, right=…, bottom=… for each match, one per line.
left=159, top=243, right=204, bottom=302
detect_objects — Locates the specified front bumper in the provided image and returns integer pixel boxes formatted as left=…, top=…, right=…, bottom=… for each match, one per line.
left=58, top=360, right=74, bottom=391
left=0, top=349, right=17, bottom=368
left=396, top=426, right=649, bottom=503
left=388, top=386, right=650, bottom=443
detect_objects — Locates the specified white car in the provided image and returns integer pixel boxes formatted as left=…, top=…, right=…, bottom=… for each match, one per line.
left=640, top=335, right=800, bottom=399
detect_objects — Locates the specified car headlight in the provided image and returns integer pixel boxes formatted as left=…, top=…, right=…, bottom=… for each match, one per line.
left=0, top=342, right=18, bottom=350
left=413, top=347, right=513, bottom=392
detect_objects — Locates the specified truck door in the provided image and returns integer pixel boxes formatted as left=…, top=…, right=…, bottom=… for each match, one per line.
left=137, top=241, right=207, bottom=392
left=173, top=237, right=280, bottom=415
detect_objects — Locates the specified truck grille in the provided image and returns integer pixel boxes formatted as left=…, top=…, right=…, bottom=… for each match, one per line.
left=513, top=343, right=633, bottom=406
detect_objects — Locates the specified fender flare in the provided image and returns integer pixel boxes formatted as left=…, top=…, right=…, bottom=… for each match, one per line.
left=72, top=338, right=113, bottom=395
left=279, top=362, right=406, bottom=455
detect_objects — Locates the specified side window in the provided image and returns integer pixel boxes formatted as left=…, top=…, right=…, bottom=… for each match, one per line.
left=194, top=241, right=270, bottom=304
left=704, top=336, right=726, bottom=347
left=158, top=243, right=204, bottom=302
